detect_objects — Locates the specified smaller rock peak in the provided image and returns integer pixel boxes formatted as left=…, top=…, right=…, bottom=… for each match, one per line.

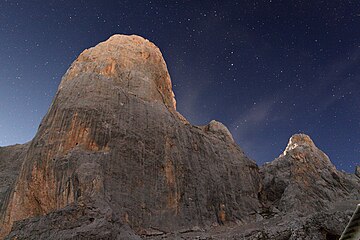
left=356, top=166, right=360, bottom=178
left=288, top=134, right=315, bottom=146
left=281, top=133, right=316, bottom=156
left=204, top=120, right=234, bottom=142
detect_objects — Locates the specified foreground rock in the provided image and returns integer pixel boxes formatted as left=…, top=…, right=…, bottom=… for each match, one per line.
left=0, top=35, right=358, bottom=239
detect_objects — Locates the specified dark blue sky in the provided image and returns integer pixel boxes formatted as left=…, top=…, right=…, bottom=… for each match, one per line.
left=1, top=0, right=359, bottom=172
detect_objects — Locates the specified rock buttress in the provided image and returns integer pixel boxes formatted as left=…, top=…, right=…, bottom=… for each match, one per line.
left=0, top=35, right=262, bottom=239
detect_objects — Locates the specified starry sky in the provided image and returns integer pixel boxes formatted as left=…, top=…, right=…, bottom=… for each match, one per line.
left=1, top=0, right=359, bottom=172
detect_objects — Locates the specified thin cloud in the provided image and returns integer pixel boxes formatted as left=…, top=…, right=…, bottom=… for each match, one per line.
left=230, top=98, right=279, bottom=139
left=311, top=47, right=360, bottom=111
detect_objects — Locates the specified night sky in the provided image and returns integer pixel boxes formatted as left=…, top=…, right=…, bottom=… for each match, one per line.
left=1, top=1, right=359, bottom=172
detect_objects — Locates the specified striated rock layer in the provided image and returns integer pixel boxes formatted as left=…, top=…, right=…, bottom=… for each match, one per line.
left=0, top=35, right=359, bottom=239
left=0, top=35, right=261, bottom=239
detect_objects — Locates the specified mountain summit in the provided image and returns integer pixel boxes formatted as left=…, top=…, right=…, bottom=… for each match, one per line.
left=281, top=133, right=317, bottom=156
left=0, top=35, right=261, bottom=239
left=261, top=133, right=359, bottom=214
left=0, top=35, right=358, bottom=240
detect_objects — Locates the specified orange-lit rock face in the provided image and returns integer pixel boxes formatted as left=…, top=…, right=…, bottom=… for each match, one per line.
left=164, top=137, right=180, bottom=214
left=218, top=203, right=226, bottom=224
left=60, top=113, right=109, bottom=154
left=101, top=59, right=117, bottom=76
left=59, top=35, right=176, bottom=110
left=281, top=133, right=316, bottom=157
left=0, top=108, right=110, bottom=238
left=164, top=159, right=180, bottom=214
left=288, top=134, right=314, bottom=146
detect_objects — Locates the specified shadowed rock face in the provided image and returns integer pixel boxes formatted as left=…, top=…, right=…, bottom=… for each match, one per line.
left=0, top=35, right=262, bottom=239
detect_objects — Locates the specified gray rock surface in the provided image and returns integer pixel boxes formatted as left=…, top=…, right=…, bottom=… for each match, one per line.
left=0, top=144, right=29, bottom=213
left=0, top=35, right=261, bottom=239
left=0, top=35, right=358, bottom=240
left=356, top=166, right=360, bottom=178
left=145, top=210, right=351, bottom=239
left=260, top=134, right=360, bottom=215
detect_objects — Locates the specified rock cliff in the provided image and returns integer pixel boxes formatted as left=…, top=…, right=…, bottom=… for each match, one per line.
left=0, top=35, right=261, bottom=239
left=0, top=35, right=358, bottom=240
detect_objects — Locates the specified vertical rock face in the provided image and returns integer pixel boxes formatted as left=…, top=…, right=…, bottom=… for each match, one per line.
left=0, top=144, right=29, bottom=213
left=0, top=35, right=262, bottom=238
left=260, top=134, right=360, bottom=214
left=356, top=166, right=360, bottom=178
